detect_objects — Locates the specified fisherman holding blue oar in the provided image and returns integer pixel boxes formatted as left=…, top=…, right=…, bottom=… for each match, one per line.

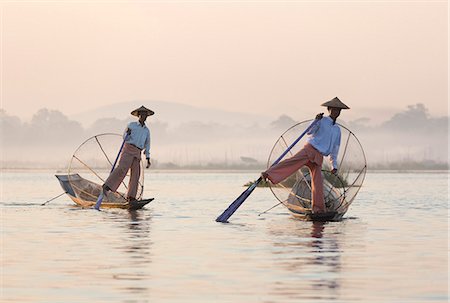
left=101, top=106, right=153, bottom=204
left=262, top=97, right=350, bottom=214
left=216, top=97, right=349, bottom=223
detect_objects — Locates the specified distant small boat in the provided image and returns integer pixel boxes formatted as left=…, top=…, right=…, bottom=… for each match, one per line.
left=55, top=174, right=153, bottom=210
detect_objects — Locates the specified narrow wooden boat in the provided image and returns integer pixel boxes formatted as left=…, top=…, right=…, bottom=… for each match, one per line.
left=55, top=174, right=153, bottom=210
left=284, top=204, right=341, bottom=222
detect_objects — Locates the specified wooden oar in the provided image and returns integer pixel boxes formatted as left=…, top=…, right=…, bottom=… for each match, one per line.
left=94, top=135, right=128, bottom=210
left=215, top=118, right=319, bottom=223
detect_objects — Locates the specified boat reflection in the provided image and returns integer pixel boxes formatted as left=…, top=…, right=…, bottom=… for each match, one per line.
left=268, top=219, right=343, bottom=301
left=124, top=210, right=153, bottom=257
left=108, top=210, right=153, bottom=299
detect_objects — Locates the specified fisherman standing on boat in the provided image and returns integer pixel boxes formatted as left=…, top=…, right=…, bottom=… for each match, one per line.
left=102, top=106, right=153, bottom=202
left=262, top=97, right=350, bottom=214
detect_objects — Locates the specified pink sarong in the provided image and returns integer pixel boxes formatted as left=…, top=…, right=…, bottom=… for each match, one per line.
left=264, top=143, right=326, bottom=213
left=104, top=143, right=142, bottom=199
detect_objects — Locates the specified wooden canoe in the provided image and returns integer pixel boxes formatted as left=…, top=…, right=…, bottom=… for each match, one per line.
left=55, top=174, right=153, bottom=210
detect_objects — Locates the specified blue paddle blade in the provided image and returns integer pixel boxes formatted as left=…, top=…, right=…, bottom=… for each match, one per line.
left=215, top=119, right=319, bottom=223
left=215, top=177, right=262, bottom=223
left=94, top=192, right=103, bottom=210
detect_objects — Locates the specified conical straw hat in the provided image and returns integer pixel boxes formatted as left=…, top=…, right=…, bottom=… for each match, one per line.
left=321, top=97, right=350, bottom=109
left=131, top=105, right=155, bottom=116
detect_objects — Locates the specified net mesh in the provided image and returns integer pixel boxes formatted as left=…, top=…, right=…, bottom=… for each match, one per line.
left=267, top=120, right=366, bottom=215
left=67, top=133, right=144, bottom=203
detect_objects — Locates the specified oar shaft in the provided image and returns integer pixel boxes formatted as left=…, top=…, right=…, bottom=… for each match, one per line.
left=271, top=119, right=318, bottom=166
left=216, top=118, right=319, bottom=223
left=109, top=138, right=127, bottom=173
left=94, top=135, right=128, bottom=210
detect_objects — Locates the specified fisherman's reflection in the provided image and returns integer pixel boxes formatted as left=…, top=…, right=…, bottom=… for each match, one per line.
left=269, top=219, right=342, bottom=300
left=110, top=210, right=153, bottom=299
left=124, top=210, right=152, bottom=260
left=310, top=221, right=340, bottom=271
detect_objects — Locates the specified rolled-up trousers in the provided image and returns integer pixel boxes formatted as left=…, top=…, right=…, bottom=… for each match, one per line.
left=264, top=143, right=326, bottom=213
left=104, top=143, right=141, bottom=199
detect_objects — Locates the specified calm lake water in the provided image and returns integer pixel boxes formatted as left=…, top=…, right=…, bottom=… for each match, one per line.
left=1, top=170, right=448, bottom=303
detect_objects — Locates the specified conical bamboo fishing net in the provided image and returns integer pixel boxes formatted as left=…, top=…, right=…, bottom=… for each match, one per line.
left=267, top=120, right=367, bottom=216
left=67, top=133, right=144, bottom=203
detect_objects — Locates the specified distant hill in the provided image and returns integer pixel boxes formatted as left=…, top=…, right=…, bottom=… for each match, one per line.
left=72, top=100, right=271, bottom=128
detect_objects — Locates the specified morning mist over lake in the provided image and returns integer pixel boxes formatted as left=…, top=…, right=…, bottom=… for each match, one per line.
left=1, top=1, right=448, bottom=303
left=1, top=101, right=448, bottom=169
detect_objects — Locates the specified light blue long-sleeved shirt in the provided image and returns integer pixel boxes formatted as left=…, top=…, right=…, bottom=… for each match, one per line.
left=306, top=117, right=341, bottom=169
left=124, top=122, right=151, bottom=159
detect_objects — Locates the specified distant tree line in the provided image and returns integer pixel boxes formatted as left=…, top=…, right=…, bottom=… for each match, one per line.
left=0, top=103, right=448, bottom=169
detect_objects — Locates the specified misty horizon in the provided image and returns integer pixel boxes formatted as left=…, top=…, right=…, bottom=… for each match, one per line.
left=1, top=2, right=447, bottom=170
left=1, top=101, right=448, bottom=170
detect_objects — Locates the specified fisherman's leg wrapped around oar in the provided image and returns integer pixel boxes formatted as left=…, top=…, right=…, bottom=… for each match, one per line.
left=263, top=143, right=326, bottom=213
left=104, top=143, right=141, bottom=197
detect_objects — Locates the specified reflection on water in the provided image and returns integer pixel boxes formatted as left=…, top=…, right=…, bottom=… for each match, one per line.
left=268, top=220, right=347, bottom=301
left=1, top=171, right=448, bottom=302
left=109, top=210, right=153, bottom=299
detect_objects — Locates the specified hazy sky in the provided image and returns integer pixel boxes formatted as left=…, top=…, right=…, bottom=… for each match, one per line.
left=1, top=1, right=448, bottom=123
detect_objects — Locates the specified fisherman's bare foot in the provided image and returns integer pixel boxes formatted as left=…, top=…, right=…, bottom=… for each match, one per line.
left=102, top=184, right=111, bottom=195
left=261, top=172, right=269, bottom=181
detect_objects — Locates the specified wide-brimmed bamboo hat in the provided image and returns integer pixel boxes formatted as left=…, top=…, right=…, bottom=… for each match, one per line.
left=131, top=105, right=155, bottom=117
left=321, top=97, right=350, bottom=110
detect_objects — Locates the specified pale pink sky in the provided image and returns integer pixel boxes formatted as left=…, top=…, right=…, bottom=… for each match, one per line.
left=1, top=1, right=448, bottom=123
